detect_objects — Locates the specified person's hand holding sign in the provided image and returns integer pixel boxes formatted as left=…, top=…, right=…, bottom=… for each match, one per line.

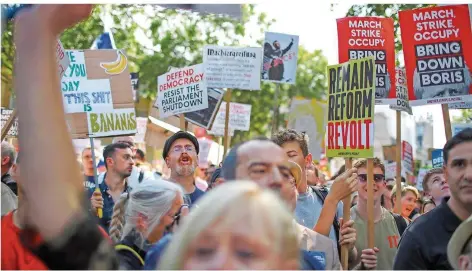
left=339, top=218, right=357, bottom=251
left=326, top=168, right=358, bottom=203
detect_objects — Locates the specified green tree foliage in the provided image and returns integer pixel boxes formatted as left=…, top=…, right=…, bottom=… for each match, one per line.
left=1, top=4, right=328, bottom=144
left=453, top=109, right=472, bottom=123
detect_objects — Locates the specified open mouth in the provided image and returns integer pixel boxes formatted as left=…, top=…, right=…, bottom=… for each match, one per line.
left=179, top=156, right=192, bottom=166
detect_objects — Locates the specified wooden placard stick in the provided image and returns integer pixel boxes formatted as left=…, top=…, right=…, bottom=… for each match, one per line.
left=367, top=158, right=375, bottom=248
left=442, top=104, right=452, bottom=141
left=395, top=111, right=402, bottom=214
left=1, top=108, right=17, bottom=141
left=223, top=89, right=232, bottom=158
left=179, top=113, right=186, bottom=131
left=341, top=157, right=353, bottom=270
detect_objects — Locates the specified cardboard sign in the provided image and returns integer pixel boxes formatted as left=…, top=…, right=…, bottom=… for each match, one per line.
left=383, top=145, right=397, bottom=162
left=262, top=32, right=299, bottom=84
left=390, top=68, right=413, bottom=115
left=56, top=40, right=70, bottom=79
left=402, top=141, right=414, bottom=174
left=1, top=108, right=18, bottom=138
left=287, top=98, right=327, bottom=160
left=337, top=17, right=396, bottom=105
left=203, top=45, right=262, bottom=90
left=62, top=50, right=136, bottom=139
left=155, top=64, right=208, bottom=118
left=326, top=57, right=376, bottom=158
left=452, top=123, right=472, bottom=136
left=431, top=149, right=444, bottom=168
left=399, top=5, right=472, bottom=106
left=212, top=102, right=251, bottom=131
left=184, top=88, right=225, bottom=130
left=131, top=72, right=139, bottom=102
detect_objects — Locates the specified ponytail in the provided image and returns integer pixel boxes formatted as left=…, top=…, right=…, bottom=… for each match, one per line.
left=109, top=193, right=129, bottom=243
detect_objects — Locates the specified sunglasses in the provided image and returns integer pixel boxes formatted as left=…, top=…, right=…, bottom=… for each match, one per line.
left=357, top=174, right=385, bottom=183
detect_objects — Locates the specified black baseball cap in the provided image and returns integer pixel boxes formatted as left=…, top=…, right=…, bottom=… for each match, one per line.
left=162, top=131, right=199, bottom=159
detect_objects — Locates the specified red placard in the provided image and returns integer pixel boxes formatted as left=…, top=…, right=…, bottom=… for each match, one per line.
left=337, top=17, right=396, bottom=104
left=399, top=5, right=472, bottom=106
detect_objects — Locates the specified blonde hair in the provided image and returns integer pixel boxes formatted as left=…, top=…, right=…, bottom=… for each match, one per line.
left=109, top=180, right=183, bottom=244
left=158, top=181, right=300, bottom=269
left=391, top=184, right=420, bottom=202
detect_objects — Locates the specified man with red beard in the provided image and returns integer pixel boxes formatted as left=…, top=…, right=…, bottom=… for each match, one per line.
left=163, top=131, right=204, bottom=206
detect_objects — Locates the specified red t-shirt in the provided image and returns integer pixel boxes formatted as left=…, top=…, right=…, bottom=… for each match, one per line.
left=1, top=211, right=110, bottom=270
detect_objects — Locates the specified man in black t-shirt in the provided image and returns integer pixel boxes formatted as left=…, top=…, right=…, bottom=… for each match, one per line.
left=163, top=131, right=204, bottom=206
left=81, top=147, right=96, bottom=189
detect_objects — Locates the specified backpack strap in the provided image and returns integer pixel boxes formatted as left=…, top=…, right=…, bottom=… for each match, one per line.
left=138, top=171, right=144, bottom=183
left=115, top=244, right=144, bottom=266
left=390, top=211, right=408, bottom=236
left=311, top=186, right=341, bottom=258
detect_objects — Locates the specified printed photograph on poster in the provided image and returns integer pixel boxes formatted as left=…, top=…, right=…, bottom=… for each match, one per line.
left=87, top=108, right=137, bottom=138
left=61, top=49, right=135, bottom=139
left=184, top=88, right=225, bottom=130
left=402, top=140, right=414, bottom=174
left=131, top=72, right=139, bottom=102
left=452, top=123, right=472, bottom=136
left=1, top=108, right=18, bottom=137
left=262, top=32, right=299, bottom=84
left=326, top=56, right=376, bottom=158
left=399, top=5, right=472, bottom=106
left=155, top=64, right=208, bottom=119
left=431, top=149, right=444, bottom=168
left=212, top=102, right=251, bottom=131
left=337, top=17, right=396, bottom=104
left=287, top=98, right=327, bottom=160
left=203, top=45, right=262, bottom=90
left=390, top=68, right=413, bottom=115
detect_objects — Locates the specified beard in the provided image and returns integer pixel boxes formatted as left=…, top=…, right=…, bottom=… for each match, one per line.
left=175, top=163, right=196, bottom=176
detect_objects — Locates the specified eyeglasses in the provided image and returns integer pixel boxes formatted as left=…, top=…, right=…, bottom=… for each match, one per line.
left=172, top=146, right=195, bottom=154
left=357, top=174, right=385, bottom=183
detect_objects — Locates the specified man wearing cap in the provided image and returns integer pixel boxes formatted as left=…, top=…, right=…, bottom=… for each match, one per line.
left=448, top=215, right=472, bottom=270
left=163, top=131, right=204, bottom=206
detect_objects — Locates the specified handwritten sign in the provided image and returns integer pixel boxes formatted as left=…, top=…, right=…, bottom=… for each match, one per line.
left=326, top=57, right=376, bottom=158
left=1, top=108, right=18, bottom=138
left=203, top=45, right=262, bottom=90
left=62, top=50, right=136, bottom=139
left=155, top=64, right=208, bottom=118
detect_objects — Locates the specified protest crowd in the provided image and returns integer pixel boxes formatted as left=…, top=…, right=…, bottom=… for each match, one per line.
left=1, top=4, right=472, bottom=271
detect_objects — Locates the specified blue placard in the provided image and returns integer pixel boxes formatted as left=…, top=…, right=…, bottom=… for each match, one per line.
left=432, top=149, right=444, bottom=168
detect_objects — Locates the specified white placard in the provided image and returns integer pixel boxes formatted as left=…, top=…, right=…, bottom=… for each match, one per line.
left=262, top=32, right=299, bottom=84
left=390, top=67, right=412, bottom=115
left=87, top=108, right=137, bottom=138
left=155, top=64, right=208, bottom=118
left=212, top=102, right=251, bottom=131
left=203, top=45, right=262, bottom=90
left=62, top=51, right=114, bottom=113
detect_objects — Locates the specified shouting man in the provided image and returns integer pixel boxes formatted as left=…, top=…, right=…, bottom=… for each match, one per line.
left=163, top=131, right=204, bottom=206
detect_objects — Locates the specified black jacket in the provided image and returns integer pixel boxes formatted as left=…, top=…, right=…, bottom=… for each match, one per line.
left=116, top=233, right=148, bottom=270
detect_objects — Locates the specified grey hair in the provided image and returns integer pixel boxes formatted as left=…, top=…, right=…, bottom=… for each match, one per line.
left=1, top=141, right=16, bottom=168
left=109, top=179, right=184, bottom=246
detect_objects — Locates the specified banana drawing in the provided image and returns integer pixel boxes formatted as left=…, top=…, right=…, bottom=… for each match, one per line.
left=100, top=50, right=127, bottom=75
